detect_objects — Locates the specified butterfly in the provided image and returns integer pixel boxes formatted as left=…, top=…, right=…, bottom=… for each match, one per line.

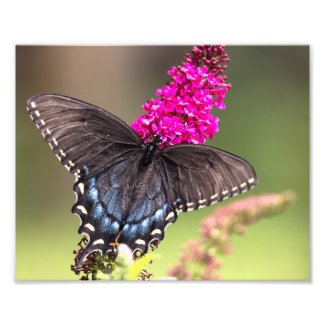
left=26, top=93, right=257, bottom=266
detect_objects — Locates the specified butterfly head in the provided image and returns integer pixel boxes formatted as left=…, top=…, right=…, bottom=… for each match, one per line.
left=152, top=134, right=162, bottom=145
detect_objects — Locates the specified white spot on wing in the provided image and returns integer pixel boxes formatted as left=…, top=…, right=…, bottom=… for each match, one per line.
left=46, top=128, right=51, bottom=135
left=232, top=187, right=238, bottom=191
left=248, top=178, right=255, bottom=184
left=35, top=110, right=40, bottom=116
left=198, top=199, right=206, bottom=204
left=76, top=205, right=88, bottom=215
left=186, top=202, right=194, bottom=207
left=135, top=239, right=146, bottom=246
left=210, top=193, right=218, bottom=200
left=150, top=229, right=162, bottom=236
left=78, top=183, right=84, bottom=195
left=40, top=119, right=45, bottom=125
left=85, top=223, right=95, bottom=232
left=93, top=239, right=104, bottom=245
left=31, top=101, right=36, bottom=108
left=60, top=149, right=66, bottom=157
left=222, top=190, right=228, bottom=195
left=165, top=212, right=174, bottom=221
left=74, top=170, right=81, bottom=182
left=240, top=182, right=247, bottom=188
left=53, top=138, right=58, bottom=146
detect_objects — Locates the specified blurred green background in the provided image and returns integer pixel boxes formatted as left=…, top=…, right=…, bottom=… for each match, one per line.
left=16, top=46, right=309, bottom=280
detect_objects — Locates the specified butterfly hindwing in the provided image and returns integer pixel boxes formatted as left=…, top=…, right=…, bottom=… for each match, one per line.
left=159, top=144, right=257, bottom=211
left=72, top=151, right=144, bottom=265
left=26, top=94, right=143, bottom=179
left=119, top=158, right=177, bottom=255
left=73, top=154, right=178, bottom=265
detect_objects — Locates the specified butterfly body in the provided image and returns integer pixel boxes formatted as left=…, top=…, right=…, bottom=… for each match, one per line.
left=142, top=135, right=161, bottom=165
left=26, top=94, right=257, bottom=266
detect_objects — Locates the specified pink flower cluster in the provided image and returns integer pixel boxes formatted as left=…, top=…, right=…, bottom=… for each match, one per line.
left=167, top=240, right=222, bottom=280
left=200, top=191, right=296, bottom=253
left=167, top=191, right=295, bottom=280
left=131, top=45, right=231, bottom=148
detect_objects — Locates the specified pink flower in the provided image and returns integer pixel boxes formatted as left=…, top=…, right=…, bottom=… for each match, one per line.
left=166, top=191, right=295, bottom=280
left=130, top=45, right=231, bottom=148
left=199, top=191, right=296, bottom=253
left=167, top=239, right=222, bottom=280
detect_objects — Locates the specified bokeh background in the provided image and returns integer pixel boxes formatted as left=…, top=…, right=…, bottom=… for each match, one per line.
left=16, top=46, right=309, bottom=280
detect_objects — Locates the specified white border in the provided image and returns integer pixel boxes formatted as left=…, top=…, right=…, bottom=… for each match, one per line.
left=1, top=0, right=324, bottom=324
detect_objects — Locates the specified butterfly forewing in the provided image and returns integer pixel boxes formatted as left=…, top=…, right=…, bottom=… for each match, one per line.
left=26, top=94, right=143, bottom=179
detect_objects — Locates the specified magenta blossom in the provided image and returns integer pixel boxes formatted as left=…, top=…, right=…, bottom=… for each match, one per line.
left=131, top=45, right=231, bottom=148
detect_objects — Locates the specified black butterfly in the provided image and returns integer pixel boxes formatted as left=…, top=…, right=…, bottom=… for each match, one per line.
left=26, top=94, right=257, bottom=266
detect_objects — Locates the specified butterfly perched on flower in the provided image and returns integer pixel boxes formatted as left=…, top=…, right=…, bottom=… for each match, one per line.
left=26, top=93, right=257, bottom=267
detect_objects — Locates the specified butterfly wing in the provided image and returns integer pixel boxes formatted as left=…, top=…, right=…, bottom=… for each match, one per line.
left=72, top=154, right=177, bottom=266
left=26, top=94, right=144, bottom=179
left=27, top=94, right=147, bottom=265
left=159, top=144, right=257, bottom=211
left=72, top=151, right=144, bottom=265
left=118, top=158, right=177, bottom=255
left=119, top=144, right=257, bottom=257
left=26, top=94, right=257, bottom=265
